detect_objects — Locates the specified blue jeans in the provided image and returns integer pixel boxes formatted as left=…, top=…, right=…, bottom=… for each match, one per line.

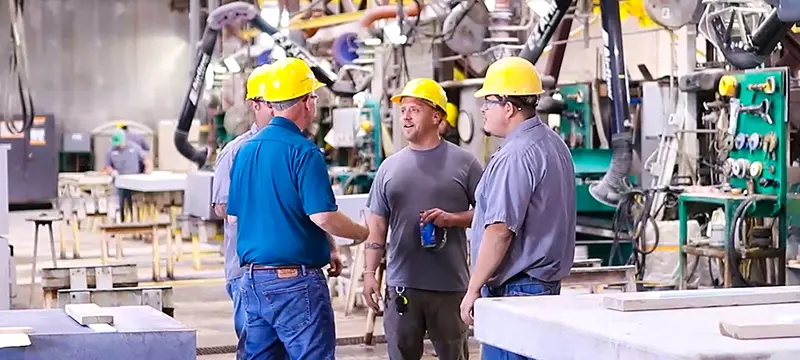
left=479, top=274, right=561, bottom=360
left=239, top=266, right=335, bottom=360
left=226, top=277, right=248, bottom=360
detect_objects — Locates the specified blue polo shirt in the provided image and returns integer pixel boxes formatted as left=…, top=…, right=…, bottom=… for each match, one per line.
left=227, top=116, right=337, bottom=267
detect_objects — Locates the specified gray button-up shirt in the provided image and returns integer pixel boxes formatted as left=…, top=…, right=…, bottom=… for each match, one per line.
left=470, top=116, right=576, bottom=287
left=212, top=123, right=259, bottom=281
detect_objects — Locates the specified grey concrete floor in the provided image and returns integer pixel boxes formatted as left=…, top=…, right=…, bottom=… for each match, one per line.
left=6, top=209, right=480, bottom=359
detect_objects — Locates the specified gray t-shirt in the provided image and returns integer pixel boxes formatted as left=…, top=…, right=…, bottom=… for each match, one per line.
left=105, top=143, right=145, bottom=175
left=471, top=117, right=576, bottom=287
left=367, top=140, right=483, bottom=292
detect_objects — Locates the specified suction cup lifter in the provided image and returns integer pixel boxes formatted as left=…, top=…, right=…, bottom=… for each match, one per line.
left=174, top=1, right=340, bottom=168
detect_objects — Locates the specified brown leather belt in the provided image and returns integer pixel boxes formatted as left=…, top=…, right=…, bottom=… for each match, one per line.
left=245, top=264, right=303, bottom=270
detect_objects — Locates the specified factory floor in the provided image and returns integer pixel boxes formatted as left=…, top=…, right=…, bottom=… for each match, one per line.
left=6, top=209, right=479, bottom=359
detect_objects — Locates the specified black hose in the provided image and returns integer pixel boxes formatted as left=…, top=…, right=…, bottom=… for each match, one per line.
left=517, top=0, right=572, bottom=64
left=725, top=196, right=772, bottom=287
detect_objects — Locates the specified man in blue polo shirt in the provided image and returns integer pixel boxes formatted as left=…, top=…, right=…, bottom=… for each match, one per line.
left=227, top=57, right=369, bottom=359
left=212, top=63, right=274, bottom=359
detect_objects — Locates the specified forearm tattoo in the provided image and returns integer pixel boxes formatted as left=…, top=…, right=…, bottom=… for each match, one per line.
left=365, top=242, right=385, bottom=250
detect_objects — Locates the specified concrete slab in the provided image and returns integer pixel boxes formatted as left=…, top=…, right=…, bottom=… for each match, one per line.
left=0, top=306, right=195, bottom=360
left=475, top=293, right=800, bottom=360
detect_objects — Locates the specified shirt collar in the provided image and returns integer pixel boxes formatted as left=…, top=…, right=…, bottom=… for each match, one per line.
left=268, top=116, right=302, bottom=134
left=248, top=123, right=259, bottom=135
left=501, top=116, right=543, bottom=147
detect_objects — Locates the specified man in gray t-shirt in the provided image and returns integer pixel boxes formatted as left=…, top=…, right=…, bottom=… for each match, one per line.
left=363, top=78, right=483, bottom=360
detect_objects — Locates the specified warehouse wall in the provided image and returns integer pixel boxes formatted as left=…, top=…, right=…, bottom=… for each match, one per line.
left=0, top=0, right=191, bottom=142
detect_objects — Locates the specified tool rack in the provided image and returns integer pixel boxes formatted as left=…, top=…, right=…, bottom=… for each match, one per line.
left=678, top=67, right=789, bottom=289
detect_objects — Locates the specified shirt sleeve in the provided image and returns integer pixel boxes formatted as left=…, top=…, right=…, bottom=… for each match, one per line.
left=366, top=166, right=390, bottom=218
left=134, top=146, right=146, bottom=163
left=480, top=154, right=534, bottom=234
left=466, top=157, right=484, bottom=207
left=297, top=148, right=338, bottom=216
left=212, top=149, right=233, bottom=205
left=226, top=151, right=242, bottom=217
left=138, top=136, right=151, bottom=152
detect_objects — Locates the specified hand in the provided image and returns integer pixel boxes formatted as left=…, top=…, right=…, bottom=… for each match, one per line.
left=328, top=249, right=343, bottom=277
left=420, top=208, right=454, bottom=227
left=460, top=289, right=481, bottom=326
left=361, top=274, right=382, bottom=312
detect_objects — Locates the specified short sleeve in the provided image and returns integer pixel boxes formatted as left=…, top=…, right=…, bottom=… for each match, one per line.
left=366, top=166, right=390, bottom=218
left=297, top=149, right=338, bottom=216
left=480, top=155, right=534, bottom=234
left=212, top=148, right=233, bottom=204
left=226, top=151, right=243, bottom=217
left=139, top=137, right=151, bottom=152
left=135, top=146, right=146, bottom=162
left=466, top=158, right=484, bottom=206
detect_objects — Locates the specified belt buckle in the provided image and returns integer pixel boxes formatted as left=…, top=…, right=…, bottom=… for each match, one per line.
left=277, top=268, right=299, bottom=279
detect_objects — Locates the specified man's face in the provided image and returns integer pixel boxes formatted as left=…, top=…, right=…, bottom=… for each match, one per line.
left=481, top=96, right=510, bottom=137
left=400, top=97, right=440, bottom=142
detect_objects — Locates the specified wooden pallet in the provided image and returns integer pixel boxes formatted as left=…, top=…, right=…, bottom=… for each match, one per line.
left=40, top=263, right=138, bottom=309
left=57, top=285, right=175, bottom=317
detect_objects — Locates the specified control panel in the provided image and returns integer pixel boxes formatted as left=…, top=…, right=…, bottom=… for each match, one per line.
left=557, top=83, right=594, bottom=149
left=717, top=68, right=787, bottom=196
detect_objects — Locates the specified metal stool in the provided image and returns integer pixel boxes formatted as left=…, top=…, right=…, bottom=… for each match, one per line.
left=26, top=213, right=63, bottom=304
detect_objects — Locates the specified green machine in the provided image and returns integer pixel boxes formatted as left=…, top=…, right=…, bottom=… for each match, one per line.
left=677, top=67, right=789, bottom=289
left=552, top=83, right=632, bottom=266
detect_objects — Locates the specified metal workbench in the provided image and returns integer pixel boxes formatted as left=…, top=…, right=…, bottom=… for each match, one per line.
left=0, top=306, right=195, bottom=360
left=474, top=293, right=800, bottom=360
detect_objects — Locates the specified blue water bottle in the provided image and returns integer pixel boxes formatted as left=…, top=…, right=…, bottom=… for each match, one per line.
left=420, top=220, right=437, bottom=248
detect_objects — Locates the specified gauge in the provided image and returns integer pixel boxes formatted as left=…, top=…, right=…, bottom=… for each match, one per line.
left=457, top=110, right=474, bottom=144
left=734, top=133, right=747, bottom=150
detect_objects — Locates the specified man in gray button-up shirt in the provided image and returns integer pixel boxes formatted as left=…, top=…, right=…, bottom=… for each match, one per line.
left=460, top=57, right=576, bottom=360
left=211, top=67, right=274, bottom=358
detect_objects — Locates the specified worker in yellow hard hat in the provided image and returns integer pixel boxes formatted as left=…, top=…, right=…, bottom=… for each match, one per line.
left=460, top=57, right=577, bottom=360
left=227, top=57, right=368, bottom=359
left=210, top=62, right=277, bottom=359
left=438, top=102, right=459, bottom=138
left=362, top=78, right=483, bottom=360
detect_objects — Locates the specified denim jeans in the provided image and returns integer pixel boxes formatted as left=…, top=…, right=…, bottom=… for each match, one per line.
left=117, top=189, right=132, bottom=222
left=479, top=274, right=561, bottom=360
left=226, top=277, right=248, bottom=360
left=239, top=266, right=335, bottom=360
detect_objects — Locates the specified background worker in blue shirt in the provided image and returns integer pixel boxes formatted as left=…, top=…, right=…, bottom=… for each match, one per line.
left=227, top=57, right=369, bottom=359
left=211, top=63, right=274, bottom=359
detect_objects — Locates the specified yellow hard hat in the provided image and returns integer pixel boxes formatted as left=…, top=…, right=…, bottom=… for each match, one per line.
left=115, top=121, right=127, bottom=129
left=261, top=57, right=325, bottom=102
left=474, top=57, right=544, bottom=98
left=445, top=103, right=458, bottom=128
left=246, top=64, right=274, bottom=100
left=391, top=78, right=447, bottom=113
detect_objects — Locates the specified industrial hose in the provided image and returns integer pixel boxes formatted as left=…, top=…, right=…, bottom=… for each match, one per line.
left=174, top=1, right=340, bottom=168
left=590, top=133, right=634, bottom=207
left=3, top=0, right=34, bottom=135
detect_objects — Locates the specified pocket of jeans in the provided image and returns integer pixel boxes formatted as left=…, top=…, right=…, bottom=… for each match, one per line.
left=504, top=282, right=550, bottom=297
left=264, top=284, right=312, bottom=332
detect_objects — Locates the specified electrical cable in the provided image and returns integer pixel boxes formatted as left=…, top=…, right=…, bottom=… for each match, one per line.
left=725, top=195, right=773, bottom=287
left=608, top=187, right=680, bottom=280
